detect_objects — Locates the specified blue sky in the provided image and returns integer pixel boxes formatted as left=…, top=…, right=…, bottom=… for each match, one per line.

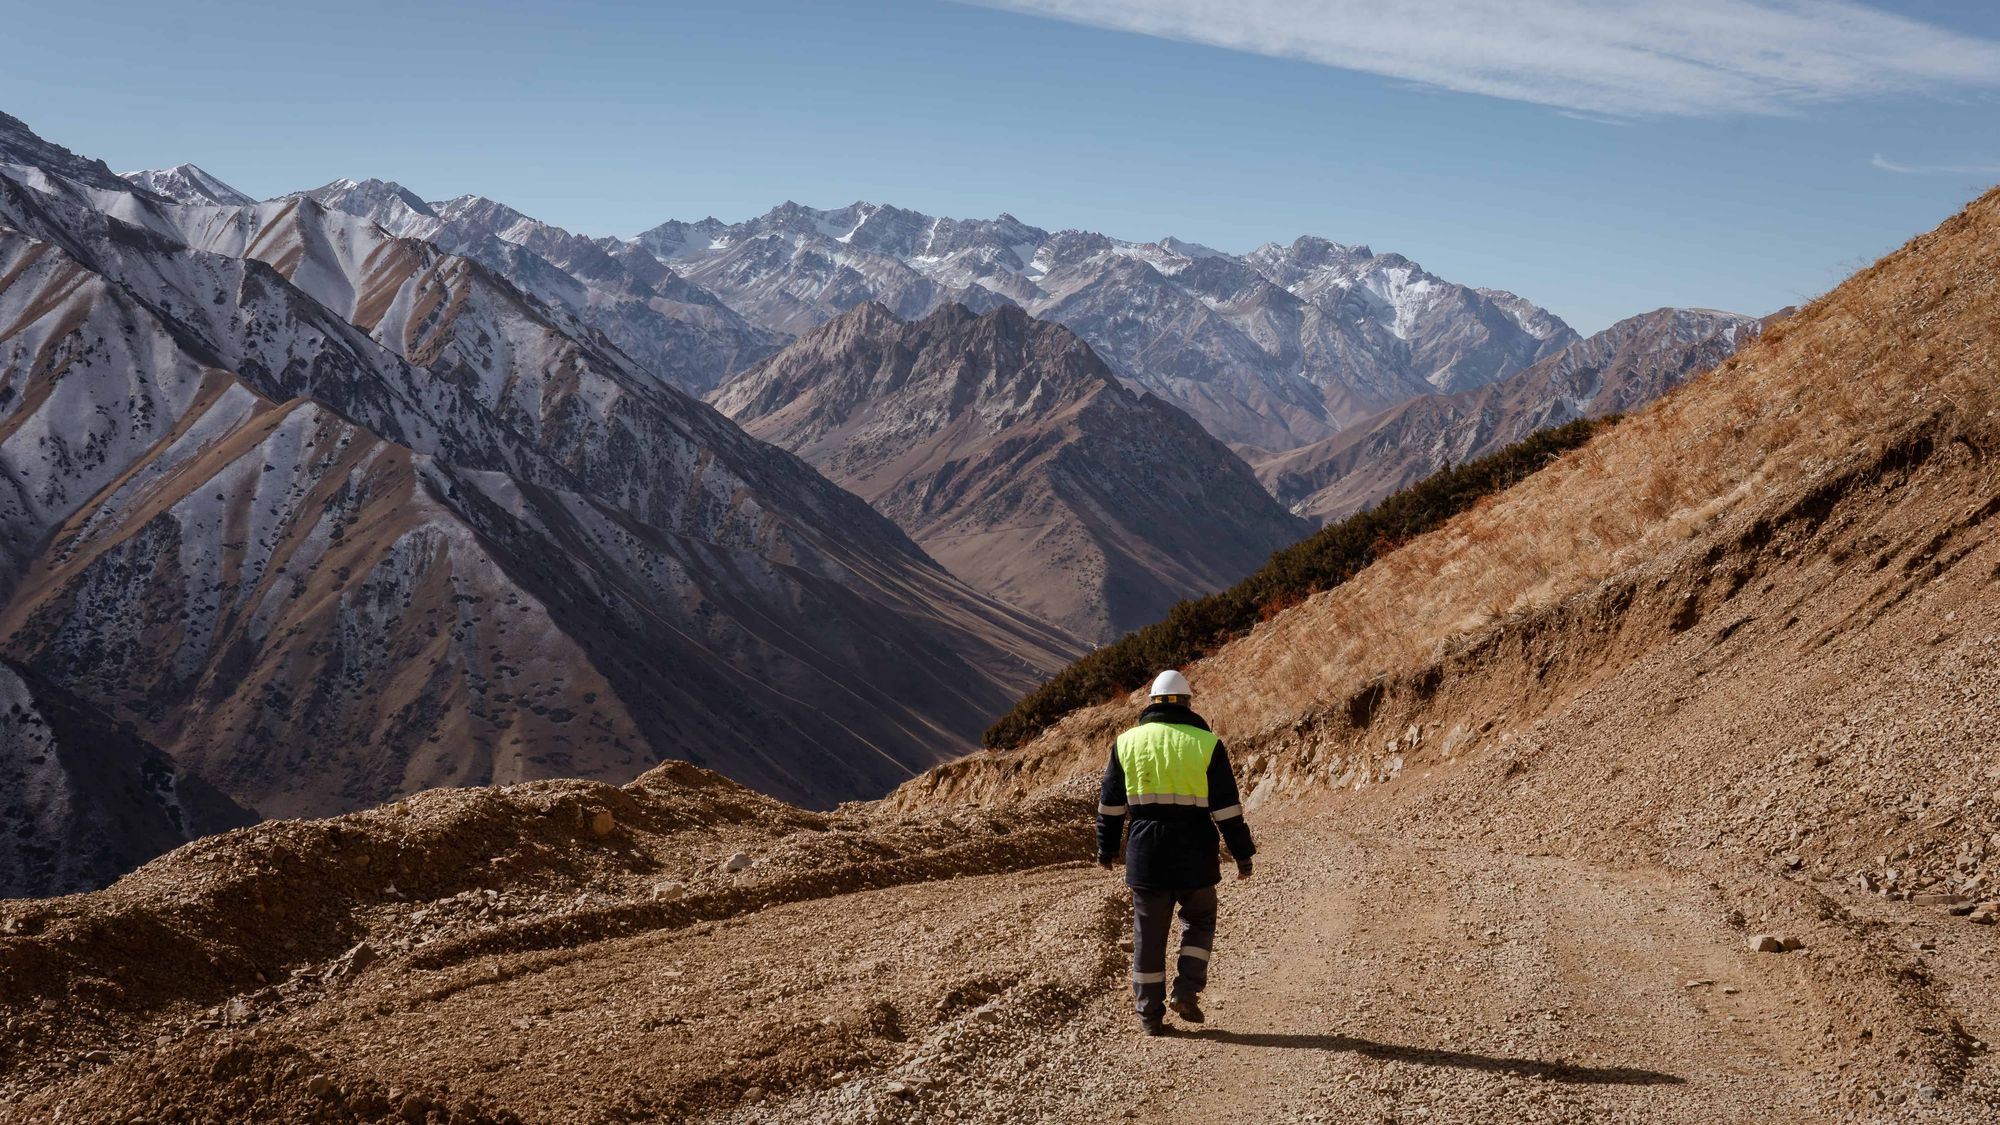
left=6, top=0, right=1997, bottom=332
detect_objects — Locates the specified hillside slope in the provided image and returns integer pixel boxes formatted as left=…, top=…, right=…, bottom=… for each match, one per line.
left=712, top=302, right=1308, bottom=640
left=5, top=188, right=1998, bottom=1124
left=1262, top=306, right=1765, bottom=522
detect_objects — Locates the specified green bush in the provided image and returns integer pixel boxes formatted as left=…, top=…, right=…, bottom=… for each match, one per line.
left=982, top=418, right=1606, bottom=749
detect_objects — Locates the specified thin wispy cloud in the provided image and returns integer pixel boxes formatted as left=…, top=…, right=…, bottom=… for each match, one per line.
left=970, top=0, right=2000, bottom=117
left=1870, top=154, right=2000, bottom=176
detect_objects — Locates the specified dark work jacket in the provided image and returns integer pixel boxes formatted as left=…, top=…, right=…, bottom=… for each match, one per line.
left=1096, top=703, right=1256, bottom=889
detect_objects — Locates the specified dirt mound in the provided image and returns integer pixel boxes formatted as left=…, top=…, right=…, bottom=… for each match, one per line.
left=0, top=759, right=1099, bottom=1119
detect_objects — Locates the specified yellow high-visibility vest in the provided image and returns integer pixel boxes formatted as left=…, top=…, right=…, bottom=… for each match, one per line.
left=1115, top=722, right=1218, bottom=807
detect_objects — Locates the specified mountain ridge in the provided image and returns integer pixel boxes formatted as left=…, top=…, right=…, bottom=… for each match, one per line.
left=0, top=115, right=1078, bottom=842
left=642, top=199, right=1580, bottom=453
left=712, top=301, right=1309, bottom=640
left=1261, top=305, right=1768, bottom=521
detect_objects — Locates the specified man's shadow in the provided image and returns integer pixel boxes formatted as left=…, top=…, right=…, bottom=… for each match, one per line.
left=1182, top=1030, right=1685, bottom=1086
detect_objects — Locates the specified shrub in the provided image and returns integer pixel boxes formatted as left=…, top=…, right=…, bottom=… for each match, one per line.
left=981, top=418, right=1607, bottom=749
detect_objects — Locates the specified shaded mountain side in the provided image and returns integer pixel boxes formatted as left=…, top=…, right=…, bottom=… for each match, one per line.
left=0, top=660, right=253, bottom=898
left=0, top=114, right=1079, bottom=825
left=711, top=302, right=1307, bottom=641
left=1261, top=306, right=1767, bottom=522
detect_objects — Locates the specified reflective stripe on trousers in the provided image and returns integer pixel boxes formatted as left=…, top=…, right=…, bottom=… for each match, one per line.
left=1129, top=885, right=1219, bottom=1020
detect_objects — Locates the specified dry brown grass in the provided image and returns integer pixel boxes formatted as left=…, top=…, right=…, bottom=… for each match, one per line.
left=1199, top=186, right=2000, bottom=735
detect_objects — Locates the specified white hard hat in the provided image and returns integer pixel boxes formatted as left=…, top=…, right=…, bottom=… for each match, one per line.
left=1149, top=670, right=1192, bottom=699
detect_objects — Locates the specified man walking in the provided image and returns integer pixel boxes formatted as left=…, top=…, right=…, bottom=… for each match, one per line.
left=1097, top=670, right=1256, bottom=1036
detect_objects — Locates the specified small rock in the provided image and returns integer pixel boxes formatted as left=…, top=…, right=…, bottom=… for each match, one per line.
left=972, top=1004, right=1003, bottom=1025
left=306, top=1074, right=334, bottom=1098
left=1917, top=1085, right=1941, bottom=1101
left=653, top=881, right=685, bottom=901
left=1778, top=935, right=1805, bottom=951
left=588, top=810, right=615, bottom=837
left=1683, top=979, right=1713, bottom=989
left=884, top=1080, right=913, bottom=1100
left=1912, top=893, right=1968, bottom=906
left=742, top=1087, right=765, bottom=1103
left=723, top=852, right=753, bottom=873
left=1748, top=934, right=1785, bottom=953
left=1115, top=936, right=1133, bottom=952
left=398, top=1093, right=431, bottom=1122
left=81, top=1050, right=112, bottom=1065
left=335, top=941, right=377, bottom=979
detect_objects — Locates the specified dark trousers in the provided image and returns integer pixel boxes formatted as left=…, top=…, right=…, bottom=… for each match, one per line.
left=1130, top=885, right=1218, bottom=1019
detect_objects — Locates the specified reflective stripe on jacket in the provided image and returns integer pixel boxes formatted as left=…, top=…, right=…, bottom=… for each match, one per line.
left=1097, top=703, right=1256, bottom=889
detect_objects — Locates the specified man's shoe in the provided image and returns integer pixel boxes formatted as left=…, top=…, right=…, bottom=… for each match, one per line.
left=1167, top=996, right=1205, bottom=1024
left=1139, top=1017, right=1166, bottom=1037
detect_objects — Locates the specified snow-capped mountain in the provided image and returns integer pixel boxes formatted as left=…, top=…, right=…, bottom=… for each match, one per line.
left=119, top=163, right=256, bottom=206
left=1262, top=306, right=1769, bottom=522
left=712, top=302, right=1309, bottom=640
left=635, top=201, right=1580, bottom=453
left=287, top=178, right=782, bottom=392
left=0, top=112, right=1078, bottom=830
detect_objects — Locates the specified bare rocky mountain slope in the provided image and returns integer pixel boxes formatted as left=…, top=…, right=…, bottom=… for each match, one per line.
left=0, top=112, right=1078, bottom=837
left=711, top=302, right=1309, bottom=641
left=640, top=201, right=1579, bottom=454
left=4, top=189, right=1997, bottom=1123
left=1261, top=306, right=1766, bottom=522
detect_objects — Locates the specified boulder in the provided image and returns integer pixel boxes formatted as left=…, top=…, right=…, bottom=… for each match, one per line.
left=1748, top=934, right=1785, bottom=953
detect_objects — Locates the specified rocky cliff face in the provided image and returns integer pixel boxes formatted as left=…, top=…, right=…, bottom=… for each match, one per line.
left=712, top=303, right=1308, bottom=641
left=1261, top=306, right=1766, bottom=522
left=0, top=114, right=1078, bottom=829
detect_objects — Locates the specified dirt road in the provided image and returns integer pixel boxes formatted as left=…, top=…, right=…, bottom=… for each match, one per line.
left=12, top=798, right=1994, bottom=1124
left=693, top=804, right=1995, bottom=1124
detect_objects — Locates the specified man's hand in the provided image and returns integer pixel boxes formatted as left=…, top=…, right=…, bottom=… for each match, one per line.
left=1236, top=863, right=1253, bottom=881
